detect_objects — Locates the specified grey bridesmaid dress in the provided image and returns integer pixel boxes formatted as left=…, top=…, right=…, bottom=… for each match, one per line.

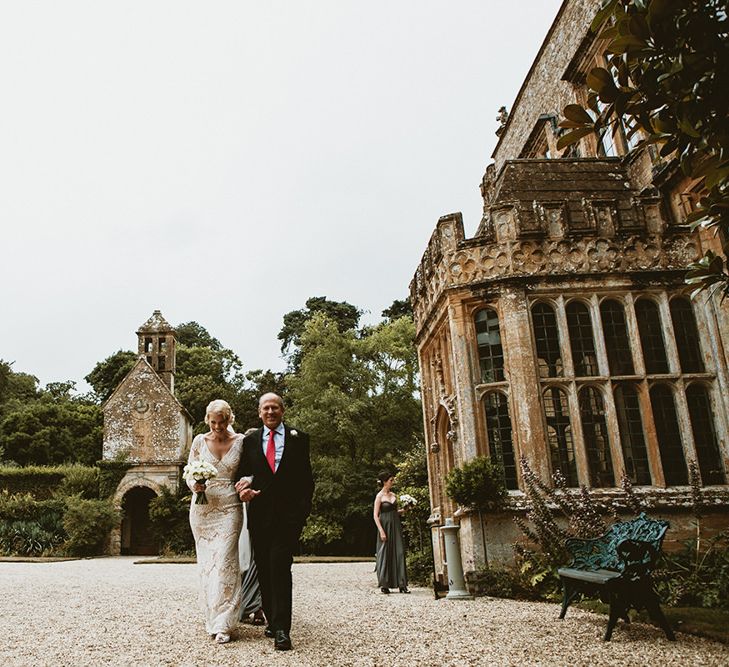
left=375, top=500, right=408, bottom=590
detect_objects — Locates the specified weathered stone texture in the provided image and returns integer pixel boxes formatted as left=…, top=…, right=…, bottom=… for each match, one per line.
left=411, top=0, right=729, bottom=576
left=492, top=0, right=602, bottom=172
left=103, top=358, right=189, bottom=464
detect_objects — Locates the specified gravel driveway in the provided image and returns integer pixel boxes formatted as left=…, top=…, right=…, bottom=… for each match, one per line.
left=2, top=558, right=727, bottom=666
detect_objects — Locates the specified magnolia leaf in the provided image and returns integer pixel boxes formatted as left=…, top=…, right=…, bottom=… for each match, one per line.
left=590, top=0, right=619, bottom=32
left=563, top=104, right=593, bottom=124
left=587, top=67, right=614, bottom=92
left=556, top=127, right=593, bottom=150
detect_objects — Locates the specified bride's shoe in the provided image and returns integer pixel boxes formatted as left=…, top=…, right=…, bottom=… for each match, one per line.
left=215, top=633, right=231, bottom=644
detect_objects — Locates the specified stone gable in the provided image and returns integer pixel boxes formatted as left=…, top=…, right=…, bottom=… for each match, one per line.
left=103, top=357, right=190, bottom=463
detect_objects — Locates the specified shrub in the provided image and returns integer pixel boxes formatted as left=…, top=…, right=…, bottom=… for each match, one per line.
left=406, top=547, right=434, bottom=587
left=62, top=497, right=119, bottom=556
left=655, top=530, right=729, bottom=611
left=148, top=486, right=195, bottom=555
left=55, top=465, right=99, bottom=499
left=0, top=466, right=67, bottom=499
left=466, top=565, right=541, bottom=601
left=0, top=520, right=62, bottom=556
left=0, top=492, right=67, bottom=555
left=300, top=515, right=344, bottom=554
left=98, top=460, right=132, bottom=498
left=445, top=456, right=507, bottom=512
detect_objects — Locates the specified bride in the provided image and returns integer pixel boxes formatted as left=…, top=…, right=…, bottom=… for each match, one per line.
left=187, top=399, right=243, bottom=643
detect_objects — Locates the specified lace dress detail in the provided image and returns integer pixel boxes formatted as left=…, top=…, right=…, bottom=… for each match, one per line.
left=188, top=433, right=243, bottom=635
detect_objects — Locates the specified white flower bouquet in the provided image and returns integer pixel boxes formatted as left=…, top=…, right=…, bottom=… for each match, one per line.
left=399, top=493, right=417, bottom=509
left=183, top=459, right=218, bottom=505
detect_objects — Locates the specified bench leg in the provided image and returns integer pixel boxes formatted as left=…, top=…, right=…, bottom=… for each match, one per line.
left=559, top=581, right=579, bottom=619
left=643, top=589, right=675, bottom=641
left=604, top=592, right=623, bottom=641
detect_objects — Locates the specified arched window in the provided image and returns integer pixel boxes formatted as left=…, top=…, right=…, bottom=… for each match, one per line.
left=543, top=387, right=578, bottom=486
left=578, top=386, right=615, bottom=487
left=532, top=303, right=563, bottom=378
left=566, top=301, right=598, bottom=376
left=670, top=298, right=704, bottom=373
left=484, top=392, right=517, bottom=490
left=686, top=385, right=726, bottom=485
left=635, top=299, right=669, bottom=373
left=649, top=385, right=688, bottom=485
left=614, top=384, right=651, bottom=485
left=475, top=308, right=504, bottom=383
left=600, top=299, right=634, bottom=375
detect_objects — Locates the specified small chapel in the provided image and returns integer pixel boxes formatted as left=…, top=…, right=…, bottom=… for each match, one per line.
left=102, top=310, right=192, bottom=555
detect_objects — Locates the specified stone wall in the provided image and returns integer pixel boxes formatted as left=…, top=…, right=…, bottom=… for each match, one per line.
left=103, top=358, right=190, bottom=463
left=492, top=0, right=601, bottom=171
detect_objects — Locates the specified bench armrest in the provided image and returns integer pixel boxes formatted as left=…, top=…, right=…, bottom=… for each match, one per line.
left=616, top=538, right=660, bottom=579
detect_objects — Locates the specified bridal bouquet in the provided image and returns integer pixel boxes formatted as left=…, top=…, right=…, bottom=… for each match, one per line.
left=399, top=493, right=417, bottom=509
left=183, top=460, right=218, bottom=505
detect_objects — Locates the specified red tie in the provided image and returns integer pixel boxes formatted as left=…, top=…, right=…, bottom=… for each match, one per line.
left=266, top=429, right=276, bottom=472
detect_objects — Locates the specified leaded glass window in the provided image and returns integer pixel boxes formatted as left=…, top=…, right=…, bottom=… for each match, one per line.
left=649, top=385, right=688, bottom=485
left=670, top=298, right=704, bottom=373
left=600, top=299, right=634, bottom=375
left=543, top=387, right=578, bottom=486
left=484, top=392, right=518, bottom=490
left=579, top=386, right=615, bottom=487
left=635, top=299, right=669, bottom=373
left=532, top=303, right=563, bottom=378
left=686, top=385, right=726, bottom=485
left=566, top=301, right=598, bottom=376
left=614, top=384, right=651, bottom=485
left=475, top=308, right=504, bottom=383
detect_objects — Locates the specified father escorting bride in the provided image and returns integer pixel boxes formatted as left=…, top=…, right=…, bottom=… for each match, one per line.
left=235, top=393, right=315, bottom=651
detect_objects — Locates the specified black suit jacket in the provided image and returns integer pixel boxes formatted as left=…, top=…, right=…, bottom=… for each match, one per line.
left=235, top=425, right=314, bottom=538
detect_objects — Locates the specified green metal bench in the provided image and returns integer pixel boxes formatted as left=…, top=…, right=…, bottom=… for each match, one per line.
left=557, top=512, right=675, bottom=641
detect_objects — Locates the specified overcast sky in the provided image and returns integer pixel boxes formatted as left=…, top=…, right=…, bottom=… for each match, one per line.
left=0, top=0, right=562, bottom=391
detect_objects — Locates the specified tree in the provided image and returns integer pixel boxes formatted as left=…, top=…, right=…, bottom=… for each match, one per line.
left=286, top=312, right=424, bottom=554
left=278, top=297, right=361, bottom=369
left=175, top=321, right=222, bottom=350
left=85, top=351, right=137, bottom=402
left=558, top=0, right=729, bottom=298
left=381, top=298, right=413, bottom=321
left=0, top=360, right=39, bottom=414
left=0, top=390, right=102, bottom=466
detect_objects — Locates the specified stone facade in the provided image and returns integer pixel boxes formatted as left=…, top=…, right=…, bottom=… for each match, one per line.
left=411, top=0, right=729, bottom=580
left=102, top=311, right=192, bottom=555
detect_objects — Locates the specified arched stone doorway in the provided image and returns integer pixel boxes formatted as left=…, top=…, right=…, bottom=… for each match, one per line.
left=121, top=486, right=159, bottom=555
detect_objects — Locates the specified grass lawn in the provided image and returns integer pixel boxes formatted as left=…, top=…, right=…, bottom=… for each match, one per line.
left=577, top=601, right=729, bottom=644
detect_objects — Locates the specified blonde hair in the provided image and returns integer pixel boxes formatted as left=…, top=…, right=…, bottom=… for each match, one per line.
left=204, top=399, right=234, bottom=426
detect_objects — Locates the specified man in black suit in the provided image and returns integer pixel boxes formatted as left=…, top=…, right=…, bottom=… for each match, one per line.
left=234, top=392, right=314, bottom=651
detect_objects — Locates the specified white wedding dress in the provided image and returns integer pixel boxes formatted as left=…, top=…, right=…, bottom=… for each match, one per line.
left=187, top=433, right=243, bottom=635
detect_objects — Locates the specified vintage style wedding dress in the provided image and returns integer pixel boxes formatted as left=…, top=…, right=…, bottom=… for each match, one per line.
left=188, top=433, right=243, bottom=638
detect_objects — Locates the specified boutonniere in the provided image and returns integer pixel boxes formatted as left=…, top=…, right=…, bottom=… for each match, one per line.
left=290, top=429, right=298, bottom=437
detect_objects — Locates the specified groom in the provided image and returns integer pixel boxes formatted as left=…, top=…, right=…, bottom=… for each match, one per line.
left=235, top=393, right=314, bottom=651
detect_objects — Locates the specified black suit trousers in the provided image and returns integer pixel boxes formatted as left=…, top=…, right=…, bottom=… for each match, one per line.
left=251, top=526, right=296, bottom=634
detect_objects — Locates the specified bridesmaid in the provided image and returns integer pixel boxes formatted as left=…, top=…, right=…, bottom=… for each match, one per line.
left=187, top=399, right=244, bottom=644
left=373, top=470, right=409, bottom=594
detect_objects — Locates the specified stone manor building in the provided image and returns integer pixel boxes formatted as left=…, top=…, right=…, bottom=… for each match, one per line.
left=103, top=310, right=192, bottom=555
left=410, top=0, right=729, bottom=578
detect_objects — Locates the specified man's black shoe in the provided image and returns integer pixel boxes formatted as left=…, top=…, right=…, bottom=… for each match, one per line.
left=274, top=630, right=292, bottom=651
left=264, top=627, right=275, bottom=638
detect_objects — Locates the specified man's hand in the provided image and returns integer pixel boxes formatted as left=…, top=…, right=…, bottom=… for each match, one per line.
left=235, top=477, right=260, bottom=502
left=239, top=488, right=261, bottom=502
left=234, top=478, right=251, bottom=494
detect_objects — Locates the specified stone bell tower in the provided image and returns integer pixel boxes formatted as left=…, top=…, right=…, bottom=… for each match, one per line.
left=136, top=310, right=176, bottom=391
